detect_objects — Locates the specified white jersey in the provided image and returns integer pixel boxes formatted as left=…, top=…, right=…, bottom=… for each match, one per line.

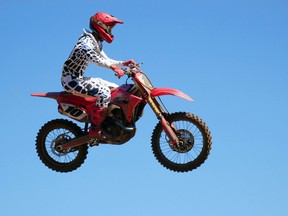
left=61, top=30, right=122, bottom=107
left=62, top=29, right=123, bottom=79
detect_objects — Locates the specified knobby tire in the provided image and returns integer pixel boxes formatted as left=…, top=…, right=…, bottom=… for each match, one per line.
left=151, top=112, right=212, bottom=172
left=35, top=119, right=88, bottom=173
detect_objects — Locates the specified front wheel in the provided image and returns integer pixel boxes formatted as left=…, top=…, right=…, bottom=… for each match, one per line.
left=35, top=119, right=88, bottom=173
left=151, top=112, right=212, bottom=172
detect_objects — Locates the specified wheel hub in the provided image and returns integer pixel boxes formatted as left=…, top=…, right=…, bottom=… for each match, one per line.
left=170, top=129, right=195, bottom=153
left=52, top=134, right=71, bottom=155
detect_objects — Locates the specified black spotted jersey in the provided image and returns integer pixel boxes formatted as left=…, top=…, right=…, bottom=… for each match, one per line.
left=62, top=29, right=123, bottom=79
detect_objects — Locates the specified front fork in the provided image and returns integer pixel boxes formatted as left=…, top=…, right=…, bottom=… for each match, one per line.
left=147, top=97, right=179, bottom=145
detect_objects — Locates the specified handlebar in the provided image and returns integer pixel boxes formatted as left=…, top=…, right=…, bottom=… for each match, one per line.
left=121, top=63, right=143, bottom=77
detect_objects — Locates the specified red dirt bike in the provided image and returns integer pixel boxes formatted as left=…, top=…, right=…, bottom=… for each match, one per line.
left=31, top=64, right=212, bottom=173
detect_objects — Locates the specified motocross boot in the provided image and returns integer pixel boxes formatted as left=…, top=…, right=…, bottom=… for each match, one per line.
left=89, top=107, right=112, bottom=139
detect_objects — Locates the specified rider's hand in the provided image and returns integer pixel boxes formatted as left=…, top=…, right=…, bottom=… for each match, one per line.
left=122, top=59, right=136, bottom=66
left=110, top=65, right=124, bottom=78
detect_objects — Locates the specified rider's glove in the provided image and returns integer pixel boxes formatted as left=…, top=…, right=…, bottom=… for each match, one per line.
left=122, top=59, right=136, bottom=66
left=110, top=65, right=124, bottom=78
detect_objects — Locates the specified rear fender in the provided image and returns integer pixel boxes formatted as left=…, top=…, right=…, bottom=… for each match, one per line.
left=31, top=92, right=97, bottom=103
left=31, top=92, right=62, bottom=100
left=150, top=88, right=194, bottom=102
left=31, top=92, right=96, bottom=122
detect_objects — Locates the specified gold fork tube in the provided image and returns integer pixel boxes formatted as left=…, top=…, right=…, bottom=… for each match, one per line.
left=147, top=97, right=179, bottom=144
left=134, top=80, right=179, bottom=144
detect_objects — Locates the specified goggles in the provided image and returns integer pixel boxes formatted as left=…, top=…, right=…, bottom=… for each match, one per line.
left=91, top=17, right=114, bottom=34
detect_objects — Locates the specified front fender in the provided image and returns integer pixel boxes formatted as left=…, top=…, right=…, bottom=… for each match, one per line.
left=150, top=88, right=194, bottom=102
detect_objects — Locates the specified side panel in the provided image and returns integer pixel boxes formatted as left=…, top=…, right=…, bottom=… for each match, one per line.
left=58, top=103, right=89, bottom=122
left=150, top=88, right=194, bottom=102
left=111, top=86, right=143, bottom=122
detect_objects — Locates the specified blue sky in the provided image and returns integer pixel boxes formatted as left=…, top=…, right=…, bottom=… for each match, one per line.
left=1, top=0, right=287, bottom=215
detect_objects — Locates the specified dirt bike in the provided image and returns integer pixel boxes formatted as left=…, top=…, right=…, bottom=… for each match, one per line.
left=31, top=63, right=212, bottom=173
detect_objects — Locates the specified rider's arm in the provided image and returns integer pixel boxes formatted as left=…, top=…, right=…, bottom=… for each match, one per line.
left=100, top=50, right=123, bottom=67
left=81, top=36, right=123, bottom=69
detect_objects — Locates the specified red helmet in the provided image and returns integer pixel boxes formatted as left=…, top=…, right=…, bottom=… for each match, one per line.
left=90, top=12, right=124, bottom=43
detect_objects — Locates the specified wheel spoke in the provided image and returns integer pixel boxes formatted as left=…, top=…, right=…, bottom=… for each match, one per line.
left=152, top=112, right=212, bottom=172
left=45, top=128, right=79, bottom=164
left=159, top=119, right=204, bottom=165
left=36, top=119, right=88, bottom=172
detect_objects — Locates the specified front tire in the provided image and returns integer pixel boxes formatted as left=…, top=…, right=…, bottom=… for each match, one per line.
left=35, top=119, right=88, bottom=173
left=151, top=112, right=212, bottom=172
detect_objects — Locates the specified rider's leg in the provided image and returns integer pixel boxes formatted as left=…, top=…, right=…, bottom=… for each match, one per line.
left=62, top=76, right=118, bottom=95
left=62, top=76, right=116, bottom=138
left=89, top=88, right=111, bottom=138
left=87, top=78, right=116, bottom=138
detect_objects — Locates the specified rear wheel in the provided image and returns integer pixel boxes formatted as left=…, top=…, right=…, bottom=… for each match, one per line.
left=151, top=112, right=212, bottom=172
left=35, top=119, right=88, bottom=173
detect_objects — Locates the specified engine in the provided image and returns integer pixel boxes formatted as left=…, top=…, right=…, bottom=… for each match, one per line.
left=101, top=105, right=137, bottom=144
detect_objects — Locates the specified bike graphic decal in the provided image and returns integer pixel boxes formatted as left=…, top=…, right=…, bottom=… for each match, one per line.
left=60, top=103, right=88, bottom=120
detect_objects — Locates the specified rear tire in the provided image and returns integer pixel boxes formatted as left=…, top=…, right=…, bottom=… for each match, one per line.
left=151, top=112, right=212, bottom=172
left=35, top=119, right=88, bottom=173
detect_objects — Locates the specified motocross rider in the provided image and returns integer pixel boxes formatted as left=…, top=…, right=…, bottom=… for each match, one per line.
left=61, top=12, right=135, bottom=138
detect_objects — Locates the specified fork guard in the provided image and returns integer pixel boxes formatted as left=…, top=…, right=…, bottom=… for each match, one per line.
left=150, top=88, right=194, bottom=102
